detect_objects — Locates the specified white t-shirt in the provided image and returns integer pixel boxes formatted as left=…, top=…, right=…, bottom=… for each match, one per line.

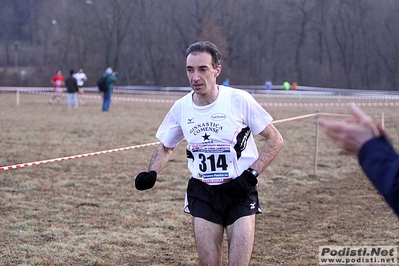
left=156, top=86, right=273, bottom=185
left=73, top=72, right=87, bottom=87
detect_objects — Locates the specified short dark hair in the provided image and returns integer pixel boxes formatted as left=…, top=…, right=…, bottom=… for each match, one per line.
left=70, top=69, right=74, bottom=75
left=185, top=41, right=221, bottom=69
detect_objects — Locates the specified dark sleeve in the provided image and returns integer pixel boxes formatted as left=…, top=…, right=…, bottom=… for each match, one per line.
left=358, top=137, right=399, bottom=215
left=108, top=75, right=117, bottom=83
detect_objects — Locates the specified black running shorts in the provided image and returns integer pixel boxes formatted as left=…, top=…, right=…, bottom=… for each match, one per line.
left=185, top=178, right=261, bottom=227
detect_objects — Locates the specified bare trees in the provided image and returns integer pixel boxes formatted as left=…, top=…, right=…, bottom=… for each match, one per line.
left=374, top=0, right=399, bottom=90
left=1, top=0, right=399, bottom=90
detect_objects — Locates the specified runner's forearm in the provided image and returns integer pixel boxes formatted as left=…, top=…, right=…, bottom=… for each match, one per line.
left=149, top=143, right=174, bottom=173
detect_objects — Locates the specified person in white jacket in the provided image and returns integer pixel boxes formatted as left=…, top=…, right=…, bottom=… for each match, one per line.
left=73, top=68, right=88, bottom=105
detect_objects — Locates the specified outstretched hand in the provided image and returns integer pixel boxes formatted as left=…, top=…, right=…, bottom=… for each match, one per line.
left=135, top=171, right=157, bottom=190
left=318, top=103, right=382, bottom=155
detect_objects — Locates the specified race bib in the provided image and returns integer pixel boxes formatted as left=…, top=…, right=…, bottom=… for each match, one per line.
left=188, top=143, right=234, bottom=184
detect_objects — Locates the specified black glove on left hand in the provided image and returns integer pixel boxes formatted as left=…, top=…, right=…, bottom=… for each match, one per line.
left=224, top=170, right=258, bottom=198
left=135, top=170, right=157, bottom=190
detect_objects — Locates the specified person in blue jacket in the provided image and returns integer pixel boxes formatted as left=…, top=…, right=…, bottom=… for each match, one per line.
left=102, top=67, right=117, bottom=112
left=318, top=103, right=399, bottom=216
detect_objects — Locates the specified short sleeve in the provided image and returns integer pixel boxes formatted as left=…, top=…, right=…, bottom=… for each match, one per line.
left=155, top=102, right=185, bottom=148
left=231, top=90, right=273, bottom=135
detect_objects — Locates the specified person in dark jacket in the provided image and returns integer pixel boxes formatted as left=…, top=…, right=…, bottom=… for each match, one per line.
left=318, top=103, right=399, bottom=216
left=102, top=67, right=117, bottom=112
left=65, top=69, right=79, bottom=108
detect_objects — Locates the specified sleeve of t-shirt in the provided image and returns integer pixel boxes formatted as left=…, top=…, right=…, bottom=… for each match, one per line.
left=155, top=102, right=185, bottom=148
left=235, top=90, right=273, bottom=135
left=358, top=136, right=399, bottom=215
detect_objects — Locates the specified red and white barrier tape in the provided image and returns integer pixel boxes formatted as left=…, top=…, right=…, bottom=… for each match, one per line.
left=0, top=112, right=354, bottom=171
left=0, top=87, right=53, bottom=92
left=254, top=92, right=399, bottom=101
left=3, top=86, right=399, bottom=101
left=2, top=89, right=399, bottom=171
left=14, top=90, right=399, bottom=107
left=272, top=112, right=349, bottom=124
left=0, top=142, right=160, bottom=171
left=260, top=102, right=399, bottom=107
left=18, top=90, right=177, bottom=104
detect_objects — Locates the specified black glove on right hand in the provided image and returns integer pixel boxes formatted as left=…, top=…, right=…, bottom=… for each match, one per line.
left=224, top=170, right=258, bottom=198
left=135, top=170, right=157, bottom=190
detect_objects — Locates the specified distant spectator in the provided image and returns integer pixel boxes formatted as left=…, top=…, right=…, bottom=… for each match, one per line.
left=283, top=81, right=290, bottom=90
left=222, top=78, right=230, bottom=86
left=65, top=69, right=79, bottom=108
left=265, top=81, right=272, bottom=90
left=48, top=69, right=64, bottom=104
left=73, top=68, right=88, bottom=105
left=101, top=67, right=117, bottom=112
left=292, top=82, right=297, bottom=90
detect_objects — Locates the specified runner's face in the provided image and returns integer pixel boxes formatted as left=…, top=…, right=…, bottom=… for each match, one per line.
left=186, top=52, right=221, bottom=95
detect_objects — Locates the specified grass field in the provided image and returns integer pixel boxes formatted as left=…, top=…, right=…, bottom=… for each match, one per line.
left=1, top=91, right=398, bottom=265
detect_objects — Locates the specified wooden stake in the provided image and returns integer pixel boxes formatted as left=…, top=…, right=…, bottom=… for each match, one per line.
left=314, top=114, right=319, bottom=176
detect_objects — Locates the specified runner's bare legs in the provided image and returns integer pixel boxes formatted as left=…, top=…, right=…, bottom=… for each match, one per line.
left=194, top=215, right=255, bottom=266
left=194, top=218, right=224, bottom=265
left=227, top=215, right=255, bottom=266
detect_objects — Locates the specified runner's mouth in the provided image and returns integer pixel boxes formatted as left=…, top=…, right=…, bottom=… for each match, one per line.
left=193, top=84, right=203, bottom=89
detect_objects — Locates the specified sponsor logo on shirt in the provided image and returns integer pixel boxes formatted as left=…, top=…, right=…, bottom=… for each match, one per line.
left=189, top=122, right=223, bottom=136
left=211, top=113, right=227, bottom=121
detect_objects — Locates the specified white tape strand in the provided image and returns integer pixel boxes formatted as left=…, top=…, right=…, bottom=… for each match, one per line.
left=272, top=112, right=349, bottom=124
left=0, top=141, right=160, bottom=171
left=0, top=111, right=352, bottom=172
left=1, top=95, right=398, bottom=171
left=9, top=88, right=399, bottom=106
